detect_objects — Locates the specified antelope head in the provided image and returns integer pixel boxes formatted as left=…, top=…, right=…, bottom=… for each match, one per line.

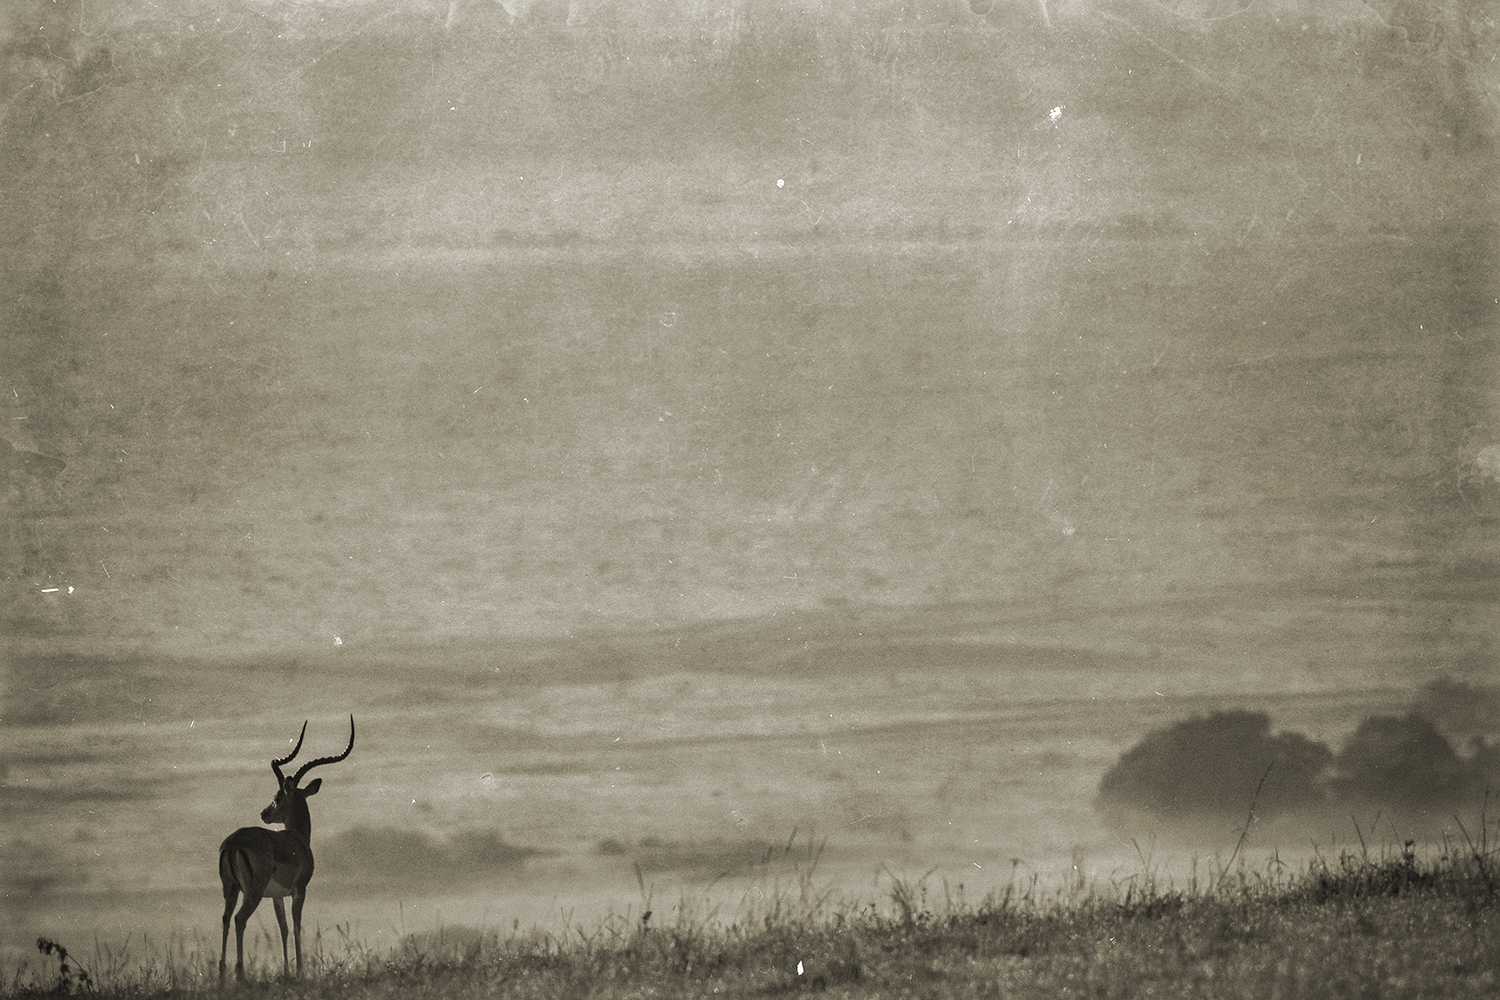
left=261, top=716, right=355, bottom=830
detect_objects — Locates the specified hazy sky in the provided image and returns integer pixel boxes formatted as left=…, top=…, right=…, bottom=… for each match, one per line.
left=2, top=0, right=1496, bottom=676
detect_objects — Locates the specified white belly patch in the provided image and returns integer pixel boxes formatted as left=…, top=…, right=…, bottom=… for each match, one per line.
left=265, top=863, right=298, bottom=897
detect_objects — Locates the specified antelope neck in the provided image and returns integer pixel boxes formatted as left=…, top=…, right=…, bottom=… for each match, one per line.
left=274, top=791, right=312, bottom=839
left=279, top=799, right=312, bottom=840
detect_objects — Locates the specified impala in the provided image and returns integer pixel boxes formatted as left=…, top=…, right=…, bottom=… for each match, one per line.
left=218, top=717, right=355, bottom=981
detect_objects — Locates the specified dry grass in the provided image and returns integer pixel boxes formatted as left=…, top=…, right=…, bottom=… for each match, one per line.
left=10, top=836, right=1497, bottom=998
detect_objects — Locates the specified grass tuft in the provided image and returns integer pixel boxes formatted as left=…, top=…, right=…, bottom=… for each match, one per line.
left=27, top=939, right=92, bottom=996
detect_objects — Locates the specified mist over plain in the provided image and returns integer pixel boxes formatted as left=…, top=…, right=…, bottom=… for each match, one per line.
left=2, top=0, right=1497, bottom=974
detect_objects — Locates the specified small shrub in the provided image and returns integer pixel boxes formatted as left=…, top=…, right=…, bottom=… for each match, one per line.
left=33, top=939, right=93, bottom=995
left=1296, top=842, right=1437, bottom=903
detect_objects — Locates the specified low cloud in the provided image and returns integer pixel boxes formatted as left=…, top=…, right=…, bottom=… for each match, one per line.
left=0, top=837, right=91, bottom=897
left=3, top=654, right=169, bottom=727
left=595, top=836, right=797, bottom=881
left=315, top=827, right=548, bottom=893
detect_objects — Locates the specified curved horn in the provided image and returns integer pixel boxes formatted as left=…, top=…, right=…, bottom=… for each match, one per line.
left=272, top=721, right=308, bottom=784
left=291, top=715, right=355, bottom=784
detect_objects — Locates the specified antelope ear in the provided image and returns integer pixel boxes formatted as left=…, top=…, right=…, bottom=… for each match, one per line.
left=303, top=778, right=323, bottom=796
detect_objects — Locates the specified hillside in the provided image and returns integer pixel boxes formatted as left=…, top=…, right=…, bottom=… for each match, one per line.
left=11, top=845, right=1499, bottom=997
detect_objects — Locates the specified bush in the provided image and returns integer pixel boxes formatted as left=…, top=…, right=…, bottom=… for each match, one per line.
left=1326, top=713, right=1479, bottom=811
left=1411, top=674, right=1500, bottom=738
left=1095, top=710, right=1332, bottom=824
left=1099, top=703, right=1499, bottom=834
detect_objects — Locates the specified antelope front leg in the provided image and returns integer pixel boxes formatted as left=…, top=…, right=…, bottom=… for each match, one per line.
left=291, top=891, right=307, bottom=977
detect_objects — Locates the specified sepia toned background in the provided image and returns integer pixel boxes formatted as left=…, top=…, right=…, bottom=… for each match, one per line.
left=3, top=0, right=1497, bottom=977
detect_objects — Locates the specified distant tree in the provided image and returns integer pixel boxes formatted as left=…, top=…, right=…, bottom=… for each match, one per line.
left=1411, top=674, right=1500, bottom=738
left=1463, top=735, right=1500, bottom=789
left=1096, top=710, right=1332, bottom=824
left=1326, top=713, right=1473, bottom=811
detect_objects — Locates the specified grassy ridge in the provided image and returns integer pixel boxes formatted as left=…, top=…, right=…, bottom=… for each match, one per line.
left=13, top=844, right=1498, bottom=997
